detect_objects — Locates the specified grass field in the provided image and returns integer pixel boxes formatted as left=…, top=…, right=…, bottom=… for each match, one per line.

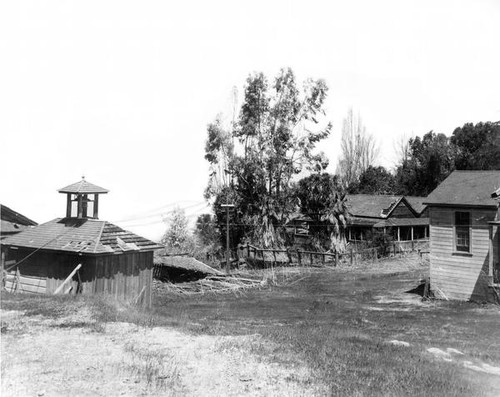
left=2, top=255, right=500, bottom=396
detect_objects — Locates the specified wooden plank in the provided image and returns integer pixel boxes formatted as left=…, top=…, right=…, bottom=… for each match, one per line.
left=16, top=283, right=46, bottom=294
left=54, top=264, right=82, bottom=294
left=18, top=276, right=46, bottom=288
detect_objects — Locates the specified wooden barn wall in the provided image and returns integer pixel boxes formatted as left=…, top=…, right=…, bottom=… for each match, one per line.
left=390, top=202, right=416, bottom=219
left=5, top=249, right=90, bottom=294
left=93, top=251, right=153, bottom=307
left=429, top=207, right=498, bottom=301
left=4, top=249, right=154, bottom=306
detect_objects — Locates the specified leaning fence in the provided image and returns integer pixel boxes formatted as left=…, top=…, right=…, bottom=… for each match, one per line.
left=236, top=239, right=429, bottom=268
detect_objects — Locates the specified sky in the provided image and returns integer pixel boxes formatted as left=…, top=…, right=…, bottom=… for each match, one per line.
left=1, top=0, right=499, bottom=241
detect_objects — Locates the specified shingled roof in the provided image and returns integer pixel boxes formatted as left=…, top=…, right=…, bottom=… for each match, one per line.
left=1, top=218, right=163, bottom=254
left=58, top=178, right=109, bottom=194
left=346, top=194, right=402, bottom=219
left=1, top=204, right=37, bottom=227
left=405, top=196, right=428, bottom=215
left=1, top=204, right=38, bottom=237
left=424, top=170, right=500, bottom=208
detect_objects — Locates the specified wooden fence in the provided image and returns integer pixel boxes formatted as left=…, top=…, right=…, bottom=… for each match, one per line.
left=237, top=239, right=429, bottom=268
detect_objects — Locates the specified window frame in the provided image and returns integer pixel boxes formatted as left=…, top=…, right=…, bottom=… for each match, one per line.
left=454, top=211, right=471, bottom=254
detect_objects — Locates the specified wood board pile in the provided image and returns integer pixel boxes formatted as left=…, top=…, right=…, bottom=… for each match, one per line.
left=153, top=274, right=265, bottom=295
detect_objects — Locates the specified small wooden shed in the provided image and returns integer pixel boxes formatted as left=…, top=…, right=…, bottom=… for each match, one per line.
left=1, top=178, right=163, bottom=307
left=424, top=170, right=500, bottom=301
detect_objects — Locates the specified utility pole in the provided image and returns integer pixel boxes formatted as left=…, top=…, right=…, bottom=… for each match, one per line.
left=221, top=204, right=235, bottom=274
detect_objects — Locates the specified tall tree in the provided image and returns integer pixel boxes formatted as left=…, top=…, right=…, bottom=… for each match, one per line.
left=205, top=68, right=332, bottom=247
left=349, top=166, right=396, bottom=195
left=451, top=121, right=500, bottom=170
left=395, top=131, right=455, bottom=196
left=194, top=214, right=220, bottom=248
left=336, top=108, right=379, bottom=189
left=295, top=173, right=348, bottom=251
left=161, top=207, right=194, bottom=254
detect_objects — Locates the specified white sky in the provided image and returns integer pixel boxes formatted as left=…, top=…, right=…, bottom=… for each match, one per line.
left=1, top=0, right=499, bottom=241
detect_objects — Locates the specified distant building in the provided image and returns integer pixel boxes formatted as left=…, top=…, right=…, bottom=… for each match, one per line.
left=1, top=204, right=37, bottom=239
left=424, top=170, right=500, bottom=301
left=346, top=194, right=429, bottom=243
left=1, top=178, right=163, bottom=307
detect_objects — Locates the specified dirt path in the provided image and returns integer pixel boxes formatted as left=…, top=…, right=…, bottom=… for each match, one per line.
left=1, top=309, right=324, bottom=396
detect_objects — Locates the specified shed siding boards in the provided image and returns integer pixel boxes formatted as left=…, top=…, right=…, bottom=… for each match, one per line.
left=5, top=248, right=153, bottom=306
left=429, top=207, right=498, bottom=300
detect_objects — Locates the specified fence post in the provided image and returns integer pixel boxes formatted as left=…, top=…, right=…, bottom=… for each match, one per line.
left=273, top=249, right=277, bottom=266
left=350, top=248, right=353, bottom=266
left=297, top=249, right=302, bottom=266
left=286, top=248, right=292, bottom=265
left=322, top=253, right=326, bottom=266
left=335, top=251, right=339, bottom=267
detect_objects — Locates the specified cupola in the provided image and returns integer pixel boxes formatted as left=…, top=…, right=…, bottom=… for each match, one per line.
left=58, top=177, right=109, bottom=219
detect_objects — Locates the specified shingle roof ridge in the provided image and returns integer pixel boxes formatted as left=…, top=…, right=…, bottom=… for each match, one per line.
left=92, top=220, right=107, bottom=253
left=58, top=179, right=109, bottom=194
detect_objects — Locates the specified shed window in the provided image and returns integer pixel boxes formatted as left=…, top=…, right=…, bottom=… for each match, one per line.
left=455, top=211, right=471, bottom=252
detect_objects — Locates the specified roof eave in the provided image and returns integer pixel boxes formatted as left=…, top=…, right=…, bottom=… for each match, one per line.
left=423, top=202, right=498, bottom=209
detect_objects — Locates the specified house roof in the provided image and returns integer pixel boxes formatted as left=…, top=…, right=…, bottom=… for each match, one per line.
left=1, top=204, right=38, bottom=237
left=0, top=218, right=163, bottom=254
left=424, top=170, right=500, bottom=208
left=373, top=217, right=429, bottom=228
left=346, top=194, right=402, bottom=219
left=1, top=204, right=37, bottom=226
left=348, top=217, right=380, bottom=227
left=405, top=196, right=428, bottom=215
left=58, top=178, right=109, bottom=194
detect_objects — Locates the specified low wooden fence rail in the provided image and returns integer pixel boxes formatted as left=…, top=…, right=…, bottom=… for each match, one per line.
left=236, top=239, right=429, bottom=268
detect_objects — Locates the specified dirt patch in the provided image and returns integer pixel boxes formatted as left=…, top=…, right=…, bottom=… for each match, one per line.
left=1, top=309, right=325, bottom=396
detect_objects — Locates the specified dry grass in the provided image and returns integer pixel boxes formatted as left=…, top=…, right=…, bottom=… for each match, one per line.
left=151, top=254, right=500, bottom=396
left=2, top=254, right=499, bottom=396
left=120, top=343, right=183, bottom=393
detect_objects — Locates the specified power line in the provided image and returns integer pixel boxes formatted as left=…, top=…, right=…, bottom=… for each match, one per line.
left=111, top=201, right=207, bottom=223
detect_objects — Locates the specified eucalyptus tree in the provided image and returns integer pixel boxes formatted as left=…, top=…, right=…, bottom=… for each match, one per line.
left=205, top=68, right=332, bottom=247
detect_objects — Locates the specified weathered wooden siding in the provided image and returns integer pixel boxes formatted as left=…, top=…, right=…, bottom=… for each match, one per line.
left=93, top=252, right=153, bottom=307
left=4, top=249, right=153, bottom=307
left=429, top=207, right=498, bottom=301
left=391, top=201, right=416, bottom=218
left=6, top=249, right=88, bottom=294
left=5, top=273, right=47, bottom=294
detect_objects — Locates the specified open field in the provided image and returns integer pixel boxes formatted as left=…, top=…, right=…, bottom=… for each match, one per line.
left=2, top=255, right=500, bottom=396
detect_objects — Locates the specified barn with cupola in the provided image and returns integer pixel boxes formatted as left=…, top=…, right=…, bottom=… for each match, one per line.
left=1, top=178, right=163, bottom=307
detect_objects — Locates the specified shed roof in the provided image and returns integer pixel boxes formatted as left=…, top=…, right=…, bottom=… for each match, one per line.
left=424, top=170, right=500, bottom=208
left=1, top=218, right=163, bottom=254
left=154, top=256, right=222, bottom=275
left=58, top=178, right=109, bottom=194
left=346, top=194, right=402, bottom=219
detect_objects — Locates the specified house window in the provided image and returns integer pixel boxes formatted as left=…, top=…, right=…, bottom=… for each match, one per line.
left=455, top=211, right=471, bottom=252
